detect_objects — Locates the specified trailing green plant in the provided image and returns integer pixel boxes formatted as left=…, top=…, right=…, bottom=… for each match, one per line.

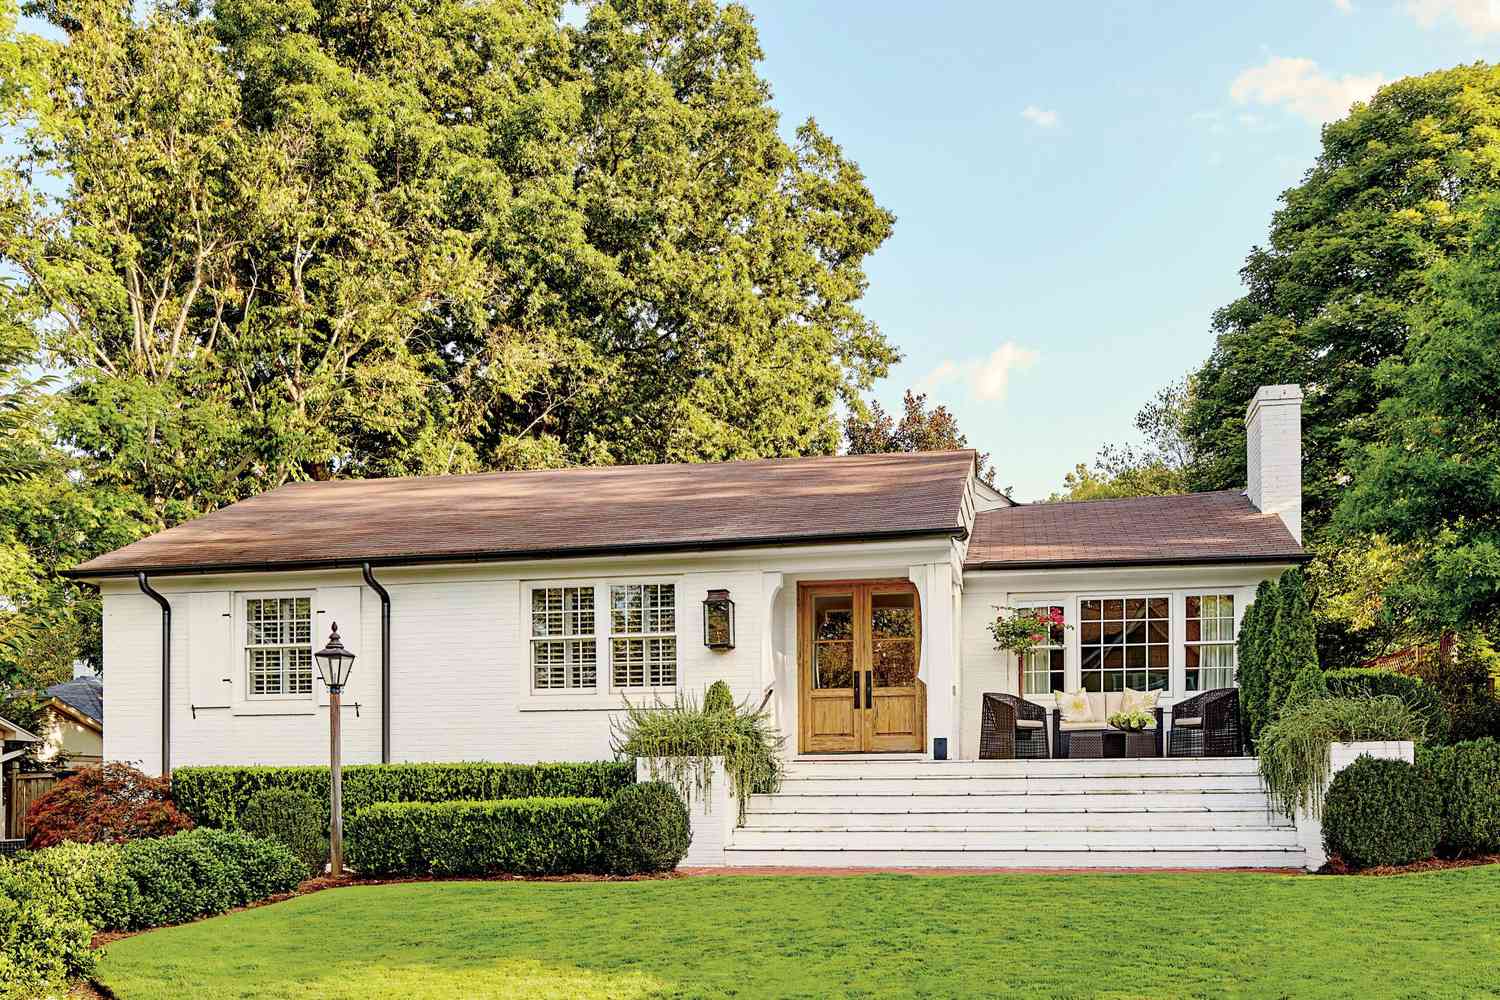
left=118, top=828, right=305, bottom=930
left=1257, top=696, right=1427, bottom=819
left=611, top=689, right=784, bottom=821
left=172, top=760, right=633, bottom=831
left=598, top=782, right=692, bottom=875
left=988, top=606, right=1070, bottom=655
left=1325, top=668, right=1443, bottom=740
left=1417, top=738, right=1500, bottom=857
left=1238, top=579, right=1276, bottom=744
left=1322, top=756, right=1441, bottom=870
left=702, top=680, right=735, bottom=715
left=241, top=789, right=329, bottom=877
left=345, top=798, right=606, bottom=877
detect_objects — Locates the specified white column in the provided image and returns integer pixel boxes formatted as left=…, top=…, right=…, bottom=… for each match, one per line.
left=911, top=562, right=957, bottom=758
left=758, top=572, right=784, bottom=735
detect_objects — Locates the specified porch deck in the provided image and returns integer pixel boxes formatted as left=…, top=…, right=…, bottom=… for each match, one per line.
left=726, top=756, right=1301, bottom=869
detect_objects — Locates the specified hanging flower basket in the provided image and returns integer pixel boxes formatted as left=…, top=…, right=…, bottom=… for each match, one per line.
left=988, top=606, right=1069, bottom=656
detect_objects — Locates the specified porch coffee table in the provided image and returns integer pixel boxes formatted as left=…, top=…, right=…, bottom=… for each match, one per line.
left=1066, top=728, right=1159, bottom=759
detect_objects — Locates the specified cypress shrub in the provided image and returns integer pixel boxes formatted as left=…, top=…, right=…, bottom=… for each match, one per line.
left=1266, top=568, right=1319, bottom=722
left=241, top=789, right=329, bottom=877
left=1237, top=579, right=1276, bottom=744
left=1417, top=739, right=1500, bottom=857
left=1322, top=756, right=1441, bottom=870
left=598, top=782, right=691, bottom=875
left=173, top=760, right=634, bottom=831
left=345, top=798, right=606, bottom=877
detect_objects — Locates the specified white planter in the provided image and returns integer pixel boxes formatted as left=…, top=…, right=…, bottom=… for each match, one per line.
left=636, top=756, right=737, bottom=868
left=1293, top=740, right=1415, bottom=870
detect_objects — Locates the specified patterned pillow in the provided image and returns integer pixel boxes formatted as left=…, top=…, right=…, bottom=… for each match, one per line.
left=1054, top=689, right=1094, bottom=723
left=1120, top=688, right=1160, bottom=715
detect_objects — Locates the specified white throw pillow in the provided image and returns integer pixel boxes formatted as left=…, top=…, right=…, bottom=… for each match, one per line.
left=1054, top=689, right=1095, bottom=723
left=1120, top=688, right=1160, bottom=715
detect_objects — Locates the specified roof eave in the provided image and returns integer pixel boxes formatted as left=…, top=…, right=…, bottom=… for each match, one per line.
left=963, top=552, right=1310, bottom=572
left=66, top=524, right=972, bottom=581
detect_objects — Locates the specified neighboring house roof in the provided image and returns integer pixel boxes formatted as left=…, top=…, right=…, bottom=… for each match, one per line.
left=43, top=677, right=103, bottom=728
left=69, top=451, right=980, bottom=577
left=965, top=490, right=1306, bottom=570
left=0, top=715, right=41, bottom=743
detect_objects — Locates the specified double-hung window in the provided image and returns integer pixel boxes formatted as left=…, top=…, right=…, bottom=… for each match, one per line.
left=1185, top=594, right=1237, bottom=691
left=531, top=587, right=597, bottom=691
left=610, top=583, right=676, bottom=688
left=244, top=595, right=314, bottom=698
left=1018, top=604, right=1066, bottom=696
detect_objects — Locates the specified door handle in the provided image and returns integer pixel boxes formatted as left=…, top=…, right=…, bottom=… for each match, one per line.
left=865, top=670, right=873, bottom=709
left=853, top=670, right=860, bottom=709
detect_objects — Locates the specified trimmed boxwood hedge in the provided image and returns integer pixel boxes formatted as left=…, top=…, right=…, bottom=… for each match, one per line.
left=1417, top=738, right=1500, bottom=857
left=345, top=798, right=607, bottom=876
left=173, top=761, right=634, bottom=831
left=1322, top=756, right=1441, bottom=870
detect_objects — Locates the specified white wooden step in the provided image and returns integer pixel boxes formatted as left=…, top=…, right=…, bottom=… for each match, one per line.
left=741, top=809, right=1290, bottom=830
left=731, top=828, right=1301, bottom=851
left=785, top=758, right=1261, bottom=779
left=775, top=775, right=1264, bottom=796
left=748, top=791, right=1275, bottom=813
left=721, top=848, right=1304, bottom=869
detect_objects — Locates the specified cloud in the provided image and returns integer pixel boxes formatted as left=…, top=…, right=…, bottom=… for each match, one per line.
left=1333, top=0, right=1354, bottom=11
left=918, top=342, right=1041, bottom=403
left=1230, top=56, right=1385, bottom=124
left=1021, top=106, right=1060, bottom=128
left=1404, top=0, right=1500, bottom=36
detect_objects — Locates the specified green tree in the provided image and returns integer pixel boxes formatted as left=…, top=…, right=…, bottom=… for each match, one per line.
left=844, top=389, right=995, bottom=485
left=1051, top=379, right=1192, bottom=501
left=1181, top=64, right=1500, bottom=543
left=1337, top=194, right=1500, bottom=634
left=1238, top=579, right=1277, bottom=744
left=1266, top=569, right=1321, bottom=720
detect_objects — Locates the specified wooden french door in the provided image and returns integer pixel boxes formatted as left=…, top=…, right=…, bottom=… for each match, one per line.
left=798, top=580, right=925, bottom=753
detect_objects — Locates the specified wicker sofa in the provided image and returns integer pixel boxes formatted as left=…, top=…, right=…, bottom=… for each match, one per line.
left=1166, top=687, right=1244, bottom=757
left=979, top=693, right=1050, bottom=759
left=1049, top=692, right=1164, bottom=759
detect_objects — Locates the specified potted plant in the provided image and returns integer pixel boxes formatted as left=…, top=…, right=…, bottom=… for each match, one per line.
left=1107, top=710, right=1154, bottom=733
left=987, top=606, right=1068, bottom=656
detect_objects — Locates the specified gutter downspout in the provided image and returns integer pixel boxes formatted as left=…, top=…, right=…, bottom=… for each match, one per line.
left=137, top=573, right=172, bottom=777
left=361, top=562, right=392, bottom=764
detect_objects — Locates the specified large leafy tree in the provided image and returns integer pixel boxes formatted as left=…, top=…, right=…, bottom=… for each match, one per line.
left=1336, top=194, right=1500, bottom=634
left=1050, top=379, right=1192, bottom=501
left=0, top=0, right=897, bottom=668
left=1181, top=64, right=1500, bottom=543
left=844, top=389, right=996, bottom=486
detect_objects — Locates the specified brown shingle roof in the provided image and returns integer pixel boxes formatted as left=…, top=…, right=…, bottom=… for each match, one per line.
left=70, top=451, right=977, bottom=577
left=964, top=490, right=1305, bottom=569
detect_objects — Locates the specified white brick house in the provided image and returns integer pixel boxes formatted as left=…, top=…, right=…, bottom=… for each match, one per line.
left=70, top=385, right=1313, bottom=867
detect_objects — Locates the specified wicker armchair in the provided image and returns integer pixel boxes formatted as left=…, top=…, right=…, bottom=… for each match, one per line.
left=1167, top=687, right=1244, bottom=757
left=980, top=693, right=1050, bottom=759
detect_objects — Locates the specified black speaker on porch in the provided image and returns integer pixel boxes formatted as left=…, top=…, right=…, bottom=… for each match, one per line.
left=933, top=737, right=948, bottom=761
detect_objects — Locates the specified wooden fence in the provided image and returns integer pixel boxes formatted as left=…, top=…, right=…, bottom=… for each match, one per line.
left=5, top=772, right=61, bottom=841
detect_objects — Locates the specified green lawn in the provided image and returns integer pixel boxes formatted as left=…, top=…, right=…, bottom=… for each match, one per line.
left=96, top=867, right=1500, bottom=999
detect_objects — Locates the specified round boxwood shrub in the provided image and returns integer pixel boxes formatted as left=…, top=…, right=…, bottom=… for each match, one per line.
left=1322, top=756, right=1441, bottom=870
left=241, top=788, right=328, bottom=877
left=1417, top=738, right=1500, bottom=857
left=599, top=782, right=691, bottom=875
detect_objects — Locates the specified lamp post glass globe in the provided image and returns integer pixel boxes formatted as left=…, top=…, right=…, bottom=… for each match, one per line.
left=315, top=622, right=357, bottom=691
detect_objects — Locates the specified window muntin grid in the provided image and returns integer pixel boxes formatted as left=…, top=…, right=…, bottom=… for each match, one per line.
left=610, top=584, right=676, bottom=688
left=245, top=596, right=314, bottom=698
left=1079, top=596, right=1170, bottom=693
left=531, top=587, right=597, bottom=691
left=1017, top=604, right=1066, bottom=696
left=1185, top=593, right=1237, bottom=691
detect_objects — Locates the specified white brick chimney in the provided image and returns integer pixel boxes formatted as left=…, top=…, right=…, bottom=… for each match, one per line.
left=1245, top=384, right=1303, bottom=544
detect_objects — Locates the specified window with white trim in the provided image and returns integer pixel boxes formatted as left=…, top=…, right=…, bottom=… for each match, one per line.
left=531, top=586, right=597, bottom=690
left=610, top=583, right=676, bottom=688
left=244, top=596, right=314, bottom=698
left=1018, top=604, right=1066, bottom=696
left=1079, top=596, right=1170, bottom=693
left=1185, top=594, right=1236, bottom=691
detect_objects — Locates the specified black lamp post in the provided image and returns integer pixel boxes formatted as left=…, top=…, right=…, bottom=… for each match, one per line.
left=314, top=623, right=356, bottom=877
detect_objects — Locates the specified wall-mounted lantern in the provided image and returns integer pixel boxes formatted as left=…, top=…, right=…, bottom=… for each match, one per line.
left=703, top=589, right=735, bottom=650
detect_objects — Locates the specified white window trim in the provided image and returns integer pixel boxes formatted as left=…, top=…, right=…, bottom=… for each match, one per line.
left=528, top=584, right=600, bottom=695
left=1073, top=592, right=1175, bottom=697
left=1184, top=592, right=1239, bottom=693
left=233, top=590, right=318, bottom=715
left=518, top=575, right=683, bottom=711
left=607, top=581, right=679, bottom=693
